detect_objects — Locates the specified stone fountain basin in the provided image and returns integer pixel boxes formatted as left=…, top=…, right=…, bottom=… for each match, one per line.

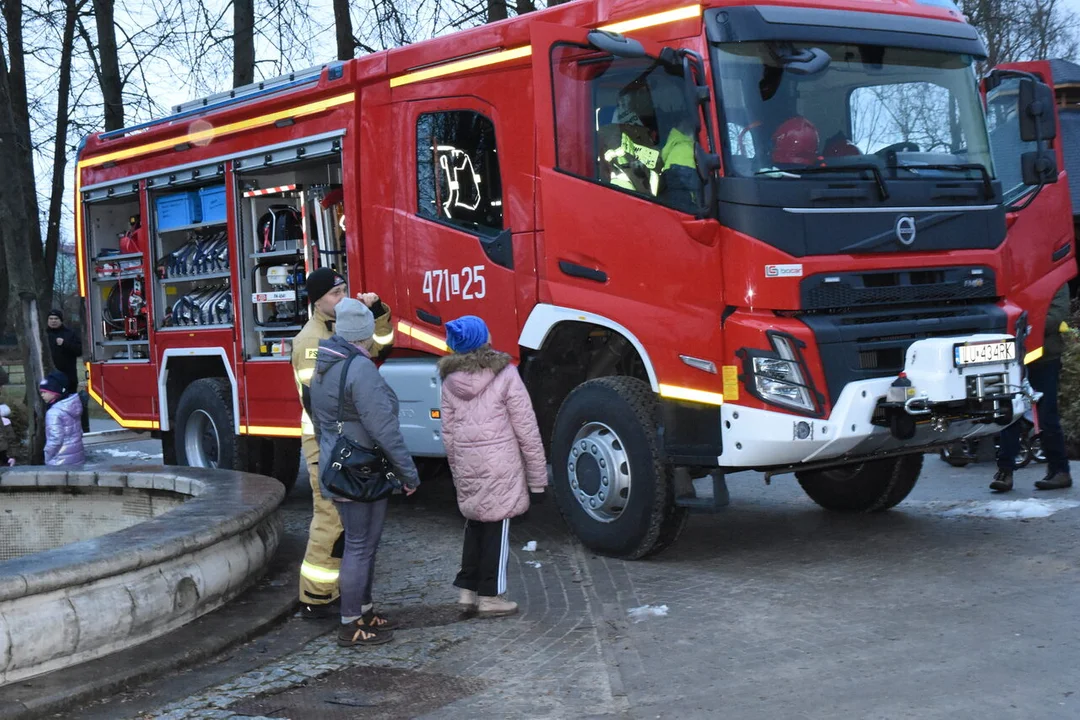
left=0, top=466, right=283, bottom=686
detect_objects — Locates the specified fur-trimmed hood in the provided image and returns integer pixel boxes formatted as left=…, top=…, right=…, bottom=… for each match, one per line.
left=438, top=346, right=512, bottom=401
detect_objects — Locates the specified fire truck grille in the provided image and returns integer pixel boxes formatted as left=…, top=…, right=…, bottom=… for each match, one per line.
left=801, top=266, right=997, bottom=312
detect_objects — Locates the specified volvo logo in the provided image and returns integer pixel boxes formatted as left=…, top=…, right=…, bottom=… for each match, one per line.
left=895, top=216, right=917, bottom=246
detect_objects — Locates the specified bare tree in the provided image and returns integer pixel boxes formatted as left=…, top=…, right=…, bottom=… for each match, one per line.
left=234, top=0, right=255, bottom=85
left=92, top=0, right=123, bottom=130
left=333, top=0, right=354, bottom=60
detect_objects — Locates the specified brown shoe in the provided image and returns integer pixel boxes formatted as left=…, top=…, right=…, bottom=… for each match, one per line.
left=337, top=619, right=393, bottom=647
left=1034, top=472, right=1073, bottom=490
left=989, top=469, right=1013, bottom=493
left=362, top=609, right=398, bottom=631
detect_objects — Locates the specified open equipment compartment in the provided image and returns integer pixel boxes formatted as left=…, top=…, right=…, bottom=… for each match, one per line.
left=82, top=183, right=149, bottom=362
left=235, top=152, right=345, bottom=360
left=150, top=181, right=233, bottom=331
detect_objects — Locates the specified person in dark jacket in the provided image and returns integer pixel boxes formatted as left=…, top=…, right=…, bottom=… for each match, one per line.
left=46, top=310, right=82, bottom=393
left=309, top=298, right=420, bottom=647
left=992, top=283, right=1073, bottom=492
left=46, top=310, right=89, bottom=433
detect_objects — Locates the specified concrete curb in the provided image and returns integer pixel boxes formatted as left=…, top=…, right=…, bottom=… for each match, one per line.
left=0, top=528, right=304, bottom=720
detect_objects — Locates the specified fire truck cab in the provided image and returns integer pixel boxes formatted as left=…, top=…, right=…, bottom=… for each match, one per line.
left=77, top=0, right=1071, bottom=559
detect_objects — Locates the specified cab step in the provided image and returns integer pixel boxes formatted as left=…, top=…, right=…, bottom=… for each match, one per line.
left=674, top=470, right=730, bottom=513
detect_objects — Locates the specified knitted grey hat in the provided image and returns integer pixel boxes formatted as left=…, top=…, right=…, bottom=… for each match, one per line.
left=335, top=298, right=375, bottom=342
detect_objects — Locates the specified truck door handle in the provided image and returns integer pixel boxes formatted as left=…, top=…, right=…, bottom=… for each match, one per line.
left=416, top=309, right=442, bottom=326
left=1053, top=243, right=1071, bottom=262
left=558, top=260, right=607, bottom=283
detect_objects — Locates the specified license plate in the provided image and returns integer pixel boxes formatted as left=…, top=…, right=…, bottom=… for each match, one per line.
left=954, top=341, right=1016, bottom=366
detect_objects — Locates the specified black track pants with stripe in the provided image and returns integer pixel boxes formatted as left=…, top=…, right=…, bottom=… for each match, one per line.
left=453, top=518, right=510, bottom=597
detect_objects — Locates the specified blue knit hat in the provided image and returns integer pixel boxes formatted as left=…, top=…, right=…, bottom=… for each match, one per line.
left=445, top=315, right=489, bottom=354
left=39, top=371, right=68, bottom=396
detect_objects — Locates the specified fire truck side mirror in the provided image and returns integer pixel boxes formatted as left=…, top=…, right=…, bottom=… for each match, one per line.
left=587, top=30, right=647, bottom=59
left=1021, top=149, right=1058, bottom=186
left=1018, top=78, right=1057, bottom=142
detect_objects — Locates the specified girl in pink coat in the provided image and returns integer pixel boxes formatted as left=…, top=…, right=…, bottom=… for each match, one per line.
left=439, top=315, right=547, bottom=618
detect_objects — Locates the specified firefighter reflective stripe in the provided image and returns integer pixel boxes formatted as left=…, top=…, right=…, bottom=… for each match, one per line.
left=373, top=329, right=395, bottom=345
left=301, top=412, right=315, bottom=434
left=661, top=127, right=696, bottom=170
left=603, top=133, right=659, bottom=170
left=605, top=132, right=660, bottom=194
left=300, top=561, right=339, bottom=583
left=297, top=367, right=315, bottom=383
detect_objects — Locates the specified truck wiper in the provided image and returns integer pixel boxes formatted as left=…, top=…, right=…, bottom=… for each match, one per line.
left=757, top=164, right=889, bottom=200
left=893, top=163, right=994, bottom=200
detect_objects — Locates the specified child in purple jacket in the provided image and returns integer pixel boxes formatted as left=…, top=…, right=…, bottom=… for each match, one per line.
left=40, top=371, right=85, bottom=466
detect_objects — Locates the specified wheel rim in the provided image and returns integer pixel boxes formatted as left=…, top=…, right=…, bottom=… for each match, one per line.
left=567, top=422, right=631, bottom=523
left=184, top=409, right=220, bottom=468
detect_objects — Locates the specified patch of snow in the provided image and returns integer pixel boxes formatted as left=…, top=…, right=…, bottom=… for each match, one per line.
left=628, top=604, right=669, bottom=622
left=525, top=560, right=542, bottom=569
left=93, top=448, right=162, bottom=461
left=521, top=541, right=537, bottom=552
left=934, top=498, right=1080, bottom=520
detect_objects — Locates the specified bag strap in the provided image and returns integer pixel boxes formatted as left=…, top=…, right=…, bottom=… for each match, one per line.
left=335, top=351, right=358, bottom=435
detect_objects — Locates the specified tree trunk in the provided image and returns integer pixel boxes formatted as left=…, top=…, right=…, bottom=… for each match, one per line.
left=487, top=0, right=508, bottom=22
left=515, top=0, right=536, bottom=14
left=2, top=0, right=31, bottom=146
left=0, top=261, right=8, bottom=340
left=92, top=0, right=124, bottom=131
left=333, top=0, right=354, bottom=60
left=20, top=293, right=47, bottom=464
left=234, top=0, right=255, bottom=86
left=0, top=38, right=50, bottom=328
left=43, top=0, right=81, bottom=310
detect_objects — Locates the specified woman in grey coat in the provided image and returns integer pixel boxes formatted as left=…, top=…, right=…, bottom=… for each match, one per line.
left=310, top=298, right=420, bottom=647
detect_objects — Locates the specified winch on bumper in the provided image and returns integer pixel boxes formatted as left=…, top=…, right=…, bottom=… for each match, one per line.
left=718, top=334, right=1029, bottom=469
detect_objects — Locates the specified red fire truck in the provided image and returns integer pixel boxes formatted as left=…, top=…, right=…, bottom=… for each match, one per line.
left=76, top=0, right=1073, bottom=558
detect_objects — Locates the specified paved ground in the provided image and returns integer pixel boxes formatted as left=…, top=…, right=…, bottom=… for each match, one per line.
left=59, top=432, right=1080, bottom=719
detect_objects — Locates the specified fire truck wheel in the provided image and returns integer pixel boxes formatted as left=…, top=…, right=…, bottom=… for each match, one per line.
left=161, top=431, right=178, bottom=465
left=174, top=378, right=243, bottom=471
left=270, top=439, right=301, bottom=494
left=551, top=377, right=684, bottom=559
left=796, top=453, right=924, bottom=513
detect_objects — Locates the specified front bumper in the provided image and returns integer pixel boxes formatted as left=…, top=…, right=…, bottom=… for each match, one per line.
left=718, top=333, right=1026, bottom=469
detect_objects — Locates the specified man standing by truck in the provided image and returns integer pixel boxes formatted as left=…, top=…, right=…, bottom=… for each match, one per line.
left=292, top=268, right=395, bottom=618
left=991, top=283, right=1073, bottom=492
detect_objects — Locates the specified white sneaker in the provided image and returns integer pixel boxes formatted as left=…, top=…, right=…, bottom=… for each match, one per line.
left=477, top=595, right=518, bottom=618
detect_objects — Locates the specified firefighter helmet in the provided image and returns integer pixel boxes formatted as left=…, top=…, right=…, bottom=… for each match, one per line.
left=771, top=116, right=819, bottom=166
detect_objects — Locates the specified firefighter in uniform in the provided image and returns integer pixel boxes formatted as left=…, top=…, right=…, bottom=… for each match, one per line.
left=657, top=118, right=701, bottom=213
left=292, top=267, right=395, bottom=617
left=600, top=86, right=662, bottom=196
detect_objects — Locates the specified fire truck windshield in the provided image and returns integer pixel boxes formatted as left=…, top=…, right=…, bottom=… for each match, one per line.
left=715, top=42, right=993, bottom=186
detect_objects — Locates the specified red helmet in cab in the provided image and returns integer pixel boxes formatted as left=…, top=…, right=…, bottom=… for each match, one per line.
left=771, top=116, right=820, bottom=165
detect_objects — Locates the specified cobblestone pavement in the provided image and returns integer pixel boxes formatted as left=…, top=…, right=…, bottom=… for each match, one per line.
left=67, top=442, right=1080, bottom=720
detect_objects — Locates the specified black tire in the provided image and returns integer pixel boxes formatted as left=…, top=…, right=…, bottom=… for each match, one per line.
left=160, top=430, right=178, bottom=465
left=551, top=377, right=684, bottom=559
left=269, top=438, right=301, bottom=494
left=797, top=453, right=923, bottom=513
left=173, top=378, right=244, bottom=471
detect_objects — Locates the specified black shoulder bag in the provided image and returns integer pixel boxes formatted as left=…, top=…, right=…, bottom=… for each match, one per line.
left=321, top=353, right=402, bottom=502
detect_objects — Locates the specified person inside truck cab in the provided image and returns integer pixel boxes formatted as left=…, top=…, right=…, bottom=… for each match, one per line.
left=598, top=87, right=661, bottom=195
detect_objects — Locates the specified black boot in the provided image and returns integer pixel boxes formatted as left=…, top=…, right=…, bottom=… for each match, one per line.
left=1034, top=471, right=1073, bottom=490
left=989, top=469, right=1014, bottom=493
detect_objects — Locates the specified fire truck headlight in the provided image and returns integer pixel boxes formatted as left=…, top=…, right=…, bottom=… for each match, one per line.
left=744, top=334, right=818, bottom=413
